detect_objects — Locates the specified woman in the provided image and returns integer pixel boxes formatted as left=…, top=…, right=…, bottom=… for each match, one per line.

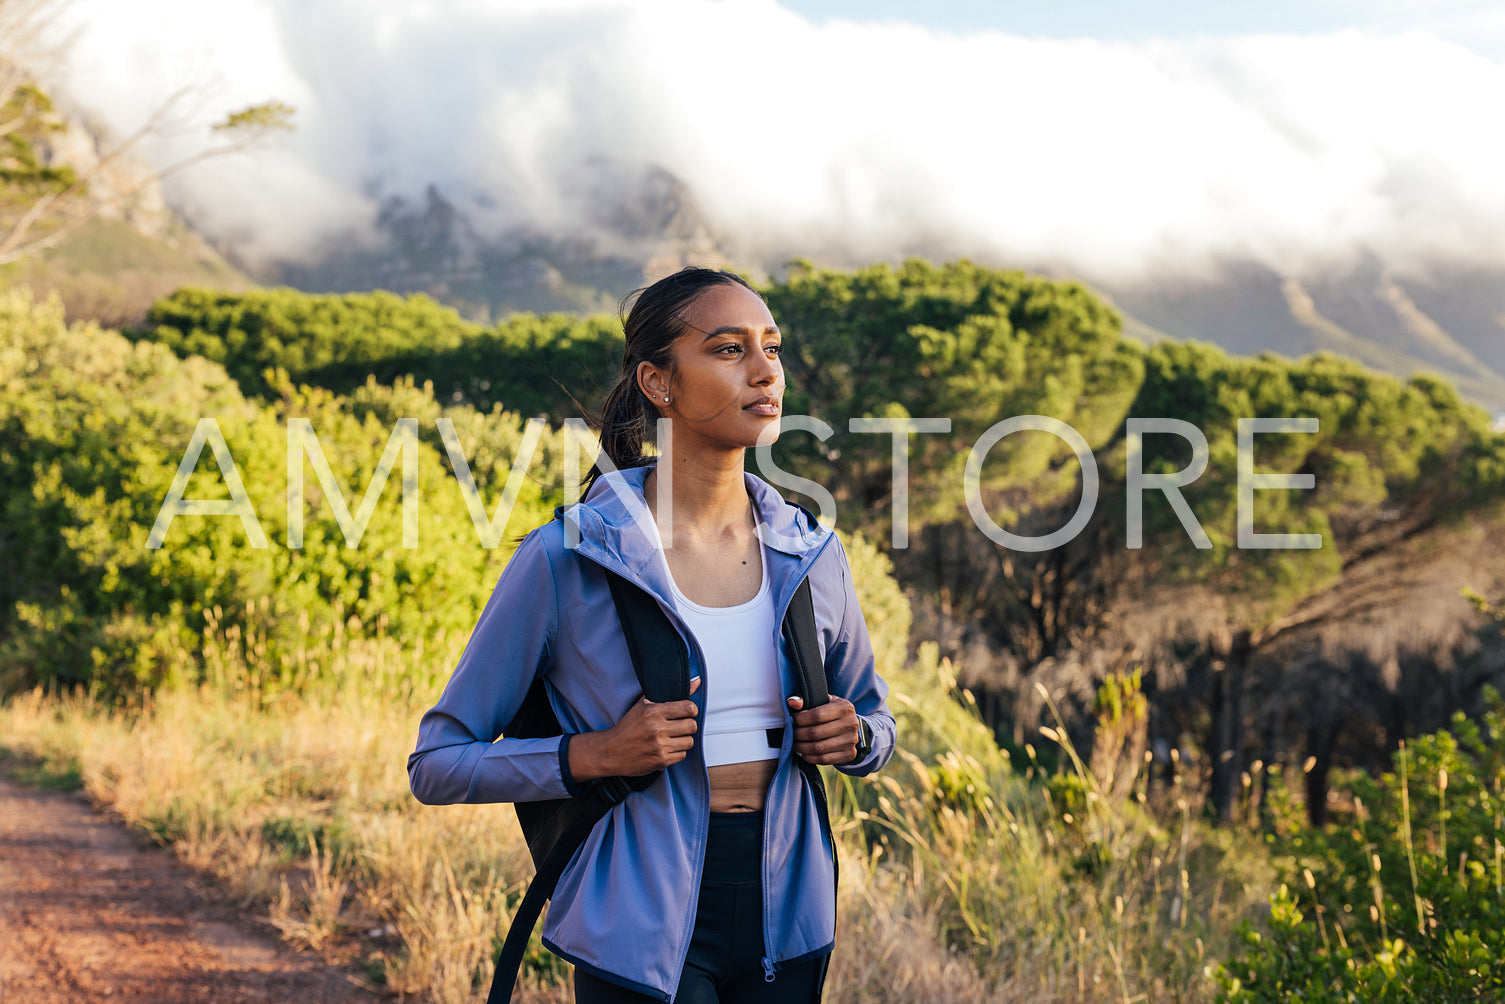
left=408, top=266, right=896, bottom=1003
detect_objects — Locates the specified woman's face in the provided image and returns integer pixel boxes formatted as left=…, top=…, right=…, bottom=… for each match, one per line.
left=638, top=282, right=785, bottom=452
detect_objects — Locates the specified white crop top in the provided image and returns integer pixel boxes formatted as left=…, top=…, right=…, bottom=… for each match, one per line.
left=646, top=520, right=786, bottom=767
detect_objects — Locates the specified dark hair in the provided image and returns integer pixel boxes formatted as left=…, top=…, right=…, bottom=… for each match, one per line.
left=582, top=266, right=758, bottom=495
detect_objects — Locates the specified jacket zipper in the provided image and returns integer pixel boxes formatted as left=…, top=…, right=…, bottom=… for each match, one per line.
left=758, top=539, right=833, bottom=986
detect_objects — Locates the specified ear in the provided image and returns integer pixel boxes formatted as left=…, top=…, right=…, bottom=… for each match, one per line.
left=636, top=360, right=670, bottom=403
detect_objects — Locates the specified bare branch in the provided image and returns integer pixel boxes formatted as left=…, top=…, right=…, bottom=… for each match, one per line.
left=0, top=59, right=295, bottom=265
left=0, top=207, right=82, bottom=264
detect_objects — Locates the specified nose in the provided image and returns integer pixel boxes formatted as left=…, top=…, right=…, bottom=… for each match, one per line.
left=751, top=348, right=781, bottom=388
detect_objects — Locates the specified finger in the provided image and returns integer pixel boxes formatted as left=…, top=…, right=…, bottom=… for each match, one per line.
left=689, top=676, right=702, bottom=695
left=794, top=731, right=854, bottom=753
left=795, top=719, right=856, bottom=743
left=793, top=709, right=855, bottom=734
left=795, top=702, right=855, bottom=729
left=793, top=706, right=850, bottom=728
left=794, top=738, right=856, bottom=763
left=789, top=696, right=852, bottom=725
left=786, top=696, right=803, bottom=712
left=801, top=751, right=855, bottom=766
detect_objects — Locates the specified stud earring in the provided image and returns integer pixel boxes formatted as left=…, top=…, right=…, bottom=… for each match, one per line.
left=663, top=396, right=670, bottom=403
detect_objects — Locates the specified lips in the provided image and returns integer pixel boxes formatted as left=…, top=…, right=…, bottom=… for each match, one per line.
left=744, top=397, right=780, bottom=415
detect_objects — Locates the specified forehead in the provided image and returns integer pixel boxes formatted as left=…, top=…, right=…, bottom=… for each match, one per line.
left=679, top=282, right=777, bottom=335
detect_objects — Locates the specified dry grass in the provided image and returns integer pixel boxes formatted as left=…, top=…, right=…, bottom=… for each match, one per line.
left=0, top=624, right=1274, bottom=1003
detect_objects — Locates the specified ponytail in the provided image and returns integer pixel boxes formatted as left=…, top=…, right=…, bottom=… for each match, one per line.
left=584, top=368, right=660, bottom=492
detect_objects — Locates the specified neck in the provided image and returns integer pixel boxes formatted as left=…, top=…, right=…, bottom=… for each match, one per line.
left=645, top=447, right=751, bottom=538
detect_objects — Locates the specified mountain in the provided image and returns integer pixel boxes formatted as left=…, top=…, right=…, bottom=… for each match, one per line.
left=265, top=163, right=736, bottom=322
left=1096, top=258, right=1505, bottom=413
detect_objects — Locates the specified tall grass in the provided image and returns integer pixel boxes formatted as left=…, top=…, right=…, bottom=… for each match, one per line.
left=826, top=676, right=1272, bottom=1003
left=0, top=606, right=1274, bottom=1003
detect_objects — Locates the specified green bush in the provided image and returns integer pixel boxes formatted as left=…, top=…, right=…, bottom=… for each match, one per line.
left=1, top=289, right=562, bottom=698
left=1216, top=693, right=1505, bottom=1002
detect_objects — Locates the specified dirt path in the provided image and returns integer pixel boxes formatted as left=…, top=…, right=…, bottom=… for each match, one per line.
left=0, top=774, right=382, bottom=1003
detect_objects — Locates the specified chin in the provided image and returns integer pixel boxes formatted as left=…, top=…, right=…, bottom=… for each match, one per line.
left=748, top=417, right=782, bottom=448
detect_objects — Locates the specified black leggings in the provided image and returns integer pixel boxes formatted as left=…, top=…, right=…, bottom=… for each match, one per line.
left=573, top=811, right=827, bottom=1004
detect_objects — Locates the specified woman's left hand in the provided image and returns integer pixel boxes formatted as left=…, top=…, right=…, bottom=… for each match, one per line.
left=786, top=695, right=861, bottom=766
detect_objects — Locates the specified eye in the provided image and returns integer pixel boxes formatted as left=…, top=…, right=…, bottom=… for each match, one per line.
left=716, top=343, right=744, bottom=356
left=765, top=343, right=782, bottom=356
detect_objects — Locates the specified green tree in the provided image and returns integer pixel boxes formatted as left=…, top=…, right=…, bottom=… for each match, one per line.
left=764, top=257, right=1141, bottom=524
left=1125, top=346, right=1505, bottom=821
left=135, top=287, right=622, bottom=421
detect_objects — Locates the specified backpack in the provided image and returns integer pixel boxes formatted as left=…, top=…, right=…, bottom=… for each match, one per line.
left=485, top=568, right=833, bottom=1003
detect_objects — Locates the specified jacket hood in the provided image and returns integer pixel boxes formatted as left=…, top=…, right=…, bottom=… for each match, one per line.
left=558, top=464, right=829, bottom=593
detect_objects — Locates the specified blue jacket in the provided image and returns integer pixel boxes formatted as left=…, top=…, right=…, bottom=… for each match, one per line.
left=407, top=465, right=897, bottom=1001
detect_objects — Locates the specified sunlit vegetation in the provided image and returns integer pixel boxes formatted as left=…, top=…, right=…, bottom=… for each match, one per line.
left=5, top=251, right=1505, bottom=1002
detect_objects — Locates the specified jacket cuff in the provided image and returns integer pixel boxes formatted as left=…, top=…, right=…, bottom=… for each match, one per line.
left=559, top=733, right=589, bottom=798
left=844, top=715, right=874, bottom=769
left=837, top=714, right=887, bottom=776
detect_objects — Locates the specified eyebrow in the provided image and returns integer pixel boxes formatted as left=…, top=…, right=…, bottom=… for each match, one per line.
left=700, top=324, right=781, bottom=342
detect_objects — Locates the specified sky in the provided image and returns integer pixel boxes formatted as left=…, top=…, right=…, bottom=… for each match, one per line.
left=28, top=0, right=1505, bottom=285
left=787, top=0, right=1505, bottom=57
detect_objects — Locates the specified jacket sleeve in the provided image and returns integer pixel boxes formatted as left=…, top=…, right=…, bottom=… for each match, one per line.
left=821, top=534, right=898, bottom=778
left=408, top=526, right=575, bottom=805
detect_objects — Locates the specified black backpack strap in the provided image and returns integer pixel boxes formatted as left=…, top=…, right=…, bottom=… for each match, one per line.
left=782, top=577, right=829, bottom=709
left=605, top=569, right=692, bottom=703
left=781, top=573, right=838, bottom=1001
left=487, top=777, right=633, bottom=1004
left=487, top=569, right=690, bottom=1003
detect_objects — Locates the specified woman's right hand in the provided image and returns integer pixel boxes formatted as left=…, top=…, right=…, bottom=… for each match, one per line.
left=567, top=677, right=701, bottom=781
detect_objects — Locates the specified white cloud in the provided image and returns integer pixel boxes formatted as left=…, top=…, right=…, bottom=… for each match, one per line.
left=30, top=0, right=1505, bottom=282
